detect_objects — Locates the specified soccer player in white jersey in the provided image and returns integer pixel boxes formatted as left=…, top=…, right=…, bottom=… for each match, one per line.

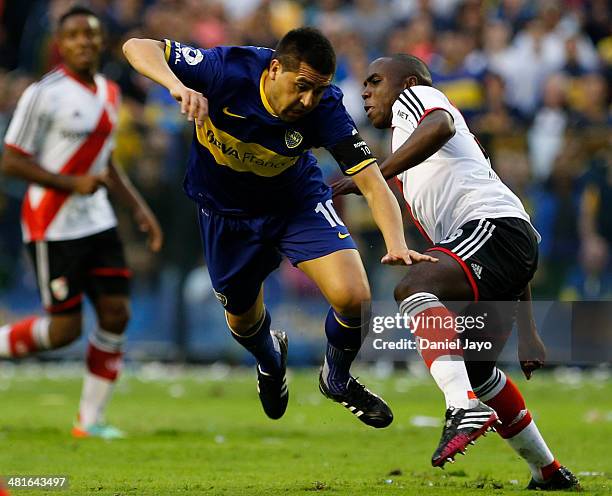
left=334, top=54, right=579, bottom=490
left=0, top=6, right=162, bottom=439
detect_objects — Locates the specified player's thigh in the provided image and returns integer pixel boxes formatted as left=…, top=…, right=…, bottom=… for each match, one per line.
left=280, top=195, right=369, bottom=316
left=198, top=207, right=281, bottom=316
left=47, top=311, right=83, bottom=347
left=394, top=250, right=474, bottom=303
left=298, top=249, right=370, bottom=317
left=26, top=238, right=86, bottom=315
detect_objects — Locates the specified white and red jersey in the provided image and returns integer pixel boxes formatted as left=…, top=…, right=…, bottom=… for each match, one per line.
left=4, top=66, right=119, bottom=243
left=391, top=85, right=539, bottom=245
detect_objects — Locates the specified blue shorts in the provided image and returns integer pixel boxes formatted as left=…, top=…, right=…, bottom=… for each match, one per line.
left=198, top=194, right=357, bottom=314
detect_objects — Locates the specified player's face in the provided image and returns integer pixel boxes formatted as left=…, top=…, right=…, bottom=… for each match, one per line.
left=269, top=60, right=332, bottom=122
left=57, top=15, right=103, bottom=74
left=362, top=58, right=406, bottom=129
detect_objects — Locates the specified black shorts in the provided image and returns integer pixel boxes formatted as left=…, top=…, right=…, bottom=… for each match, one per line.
left=26, top=228, right=131, bottom=314
left=427, top=217, right=539, bottom=301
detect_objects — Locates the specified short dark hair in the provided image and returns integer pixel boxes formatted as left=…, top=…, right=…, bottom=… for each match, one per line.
left=390, top=53, right=433, bottom=86
left=274, top=27, right=336, bottom=76
left=58, top=5, right=100, bottom=29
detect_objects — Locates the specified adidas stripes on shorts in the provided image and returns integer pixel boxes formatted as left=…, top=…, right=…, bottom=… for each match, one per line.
left=427, top=217, right=539, bottom=301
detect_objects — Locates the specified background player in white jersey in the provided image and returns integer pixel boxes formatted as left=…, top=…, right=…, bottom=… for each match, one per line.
left=0, top=6, right=162, bottom=439
left=334, top=54, right=579, bottom=490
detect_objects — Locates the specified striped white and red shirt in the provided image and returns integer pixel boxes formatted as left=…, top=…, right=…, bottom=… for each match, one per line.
left=391, top=85, right=538, bottom=245
left=4, top=66, right=119, bottom=242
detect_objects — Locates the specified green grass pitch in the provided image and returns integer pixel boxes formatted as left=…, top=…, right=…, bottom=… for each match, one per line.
left=1, top=364, right=610, bottom=495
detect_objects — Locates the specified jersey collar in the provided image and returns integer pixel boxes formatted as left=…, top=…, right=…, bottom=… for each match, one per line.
left=60, top=64, right=98, bottom=94
left=259, top=69, right=278, bottom=118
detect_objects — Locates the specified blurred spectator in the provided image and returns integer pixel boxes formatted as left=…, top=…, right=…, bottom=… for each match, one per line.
left=527, top=73, right=569, bottom=182
left=499, top=18, right=564, bottom=118
left=530, top=139, right=584, bottom=297
left=346, top=0, right=394, bottom=49
left=473, top=71, right=524, bottom=142
left=560, top=235, right=612, bottom=300
left=430, top=29, right=486, bottom=121
left=583, top=0, right=611, bottom=46
left=402, top=13, right=437, bottom=64
left=490, top=0, right=535, bottom=34
left=568, top=72, right=611, bottom=129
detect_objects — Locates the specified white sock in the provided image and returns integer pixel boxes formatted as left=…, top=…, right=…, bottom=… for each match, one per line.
left=78, top=328, right=124, bottom=427
left=400, top=293, right=477, bottom=410
left=79, top=373, right=115, bottom=427
left=505, top=421, right=556, bottom=482
left=430, top=358, right=478, bottom=409
left=0, top=324, right=10, bottom=357
left=32, top=317, right=51, bottom=349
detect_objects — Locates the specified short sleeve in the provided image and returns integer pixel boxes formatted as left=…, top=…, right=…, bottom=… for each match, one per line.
left=313, top=86, right=359, bottom=149
left=163, top=39, right=224, bottom=95
left=313, top=88, right=377, bottom=176
left=4, top=83, right=49, bottom=156
left=392, top=85, right=454, bottom=133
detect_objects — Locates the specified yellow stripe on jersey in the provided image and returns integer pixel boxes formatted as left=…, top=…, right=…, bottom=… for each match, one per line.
left=345, top=158, right=376, bottom=176
left=195, top=117, right=299, bottom=177
left=164, top=39, right=171, bottom=62
left=259, top=70, right=278, bottom=117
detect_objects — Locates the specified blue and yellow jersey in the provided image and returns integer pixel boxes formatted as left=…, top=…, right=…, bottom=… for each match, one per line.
left=164, top=39, right=376, bottom=216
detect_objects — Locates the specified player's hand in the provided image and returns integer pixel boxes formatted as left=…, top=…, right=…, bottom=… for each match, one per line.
left=169, top=83, right=208, bottom=127
left=331, top=177, right=361, bottom=197
left=133, top=206, right=163, bottom=252
left=71, top=175, right=105, bottom=195
left=381, top=248, right=438, bottom=266
left=518, top=330, right=546, bottom=380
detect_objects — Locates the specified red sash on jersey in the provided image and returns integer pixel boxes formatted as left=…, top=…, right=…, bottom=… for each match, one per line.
left=21, top=81, right=118, bottom=241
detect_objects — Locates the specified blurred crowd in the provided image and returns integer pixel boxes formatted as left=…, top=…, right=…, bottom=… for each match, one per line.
left=0, top=0, right=610, bottom=351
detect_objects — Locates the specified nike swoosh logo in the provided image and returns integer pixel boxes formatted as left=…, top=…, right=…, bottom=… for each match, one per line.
left=222, top=106, right=246, bottom=119
left=338, top=232, right=351, bottom=239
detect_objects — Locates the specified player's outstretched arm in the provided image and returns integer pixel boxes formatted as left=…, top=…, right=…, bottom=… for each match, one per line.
left=517, top=284, right=546, bottom=379
left=104, top=159, right=163, bottom=252
left=351, top=164, right=437, bottom=266
left=380, top=109, right=455, bottom=180
left=122, top=38, right=208, bottom=126
left=1, top=147, right=103, bottom=194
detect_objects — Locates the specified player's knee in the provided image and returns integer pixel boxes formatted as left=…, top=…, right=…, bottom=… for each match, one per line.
left=97, top=301, right=130, bottom=334
left=226, top=310, right=262, bottom=335
left=330, top=285, right=371, bottom=318
left=394, top=278, right=427, bottom=303
left=48, top=313, right=83, bottom=347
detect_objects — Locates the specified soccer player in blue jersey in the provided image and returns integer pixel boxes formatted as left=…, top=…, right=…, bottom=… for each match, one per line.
left=123, top=28, right=436, bottom=426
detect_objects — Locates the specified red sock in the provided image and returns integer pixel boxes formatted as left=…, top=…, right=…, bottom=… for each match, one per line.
left=0, top=317, right=51, bottom=357
left=475, top=368, right=560, bottom=481
left=9, top=318, right=38, bottom=356
left=541, top=460, right=562, bottom=480
left=411, top=306, right=464, bottom=367
left=86, top=342, right=123, bottom=381
left=483, top=376, right=532, bottom=438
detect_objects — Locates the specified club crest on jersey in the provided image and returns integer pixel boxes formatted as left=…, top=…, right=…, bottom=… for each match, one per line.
left=50, top=277, right=69, bottom=301
left=182, top=46, right=203, bottom=66
left=285, top=129, right=303, bottom=149
left=213, top=290, right=228, bottom=307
